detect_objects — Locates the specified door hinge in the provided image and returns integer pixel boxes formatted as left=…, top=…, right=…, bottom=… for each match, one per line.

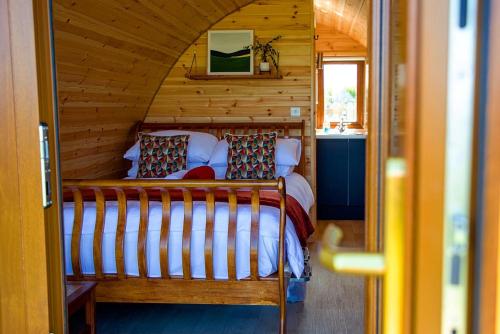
left=39, top=123, right=52, bottom=208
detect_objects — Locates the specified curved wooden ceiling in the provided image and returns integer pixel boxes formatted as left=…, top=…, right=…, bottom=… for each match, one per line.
left=314, top=0, right=368, bottom=47
left=53, top=0, right=254, bottom=178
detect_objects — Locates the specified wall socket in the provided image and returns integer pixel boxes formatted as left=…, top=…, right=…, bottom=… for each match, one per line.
left=290, top=107, right=301, bottom=117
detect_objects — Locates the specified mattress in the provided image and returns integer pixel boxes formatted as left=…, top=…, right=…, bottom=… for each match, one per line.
left=63, top=173, right=314, bottom=280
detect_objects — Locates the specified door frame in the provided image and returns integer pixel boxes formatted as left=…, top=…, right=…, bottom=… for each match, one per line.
left=364, top=0, right=390, bottom=332
left=406, top=0, right=450, bottom=331
left=472, top=0, right=500, bottom=332
left=33, top=0, right=67, bottom=333
left=0, top=0, right=65, bottom=333
left=0, top=0, right=51, bottom=332
left=365, top=0, right=452, bottom=332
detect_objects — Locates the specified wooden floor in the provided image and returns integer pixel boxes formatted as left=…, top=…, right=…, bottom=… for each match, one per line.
left=317, top=220, right=365, bottom=248
left=95, top=220, right=365, bottom=334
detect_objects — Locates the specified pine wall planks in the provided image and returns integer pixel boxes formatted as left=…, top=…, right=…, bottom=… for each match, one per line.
left=53, top=0, right=314, bottom=180
left=315, top=25, right=367, bottom=57
left=145, top=0, right=315, bottom=181
left=53, top=0, right=254, bottom=178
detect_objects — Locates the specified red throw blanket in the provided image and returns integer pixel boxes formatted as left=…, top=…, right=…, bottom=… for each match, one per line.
left=63, top=188, right=314, bottom=246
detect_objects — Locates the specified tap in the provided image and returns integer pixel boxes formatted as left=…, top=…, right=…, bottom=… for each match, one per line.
left=338, top=112, right=347, bottom=133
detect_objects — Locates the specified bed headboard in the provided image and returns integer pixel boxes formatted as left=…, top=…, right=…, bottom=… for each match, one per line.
left=134, top=121, right=307, bottom=176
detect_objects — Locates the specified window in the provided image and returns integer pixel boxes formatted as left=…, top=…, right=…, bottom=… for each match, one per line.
left=317, top=60, right=366, bottom=129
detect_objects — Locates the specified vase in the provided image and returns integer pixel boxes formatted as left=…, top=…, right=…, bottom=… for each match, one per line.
left=259, top=62, right=270, bottom=72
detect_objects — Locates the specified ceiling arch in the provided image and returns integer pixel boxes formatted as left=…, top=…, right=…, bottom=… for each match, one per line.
left=314, top=0, right=368, bottom=47
left=53, top=0, right=254, bottom=178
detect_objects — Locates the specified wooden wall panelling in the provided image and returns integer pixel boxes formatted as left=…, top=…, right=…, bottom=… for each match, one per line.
left=145, top=0, right=314, bottom=182
left=53, top=0, right=254, bottom=179
left=315, top=24, right=367, bottom=57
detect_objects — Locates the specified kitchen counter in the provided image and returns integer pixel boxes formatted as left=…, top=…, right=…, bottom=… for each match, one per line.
left=315, top=129, right=367, bottom=139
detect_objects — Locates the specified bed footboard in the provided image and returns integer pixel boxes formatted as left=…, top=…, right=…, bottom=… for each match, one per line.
left=63, top=178, right=288, bottom=333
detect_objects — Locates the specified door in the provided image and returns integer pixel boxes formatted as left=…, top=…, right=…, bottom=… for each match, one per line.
left=319, top=0, right=485, bottom=333
left=0, top=0, right=65, bottom=333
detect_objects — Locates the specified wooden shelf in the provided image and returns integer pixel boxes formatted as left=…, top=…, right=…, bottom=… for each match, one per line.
left=185, top=73, right=283, bottom=80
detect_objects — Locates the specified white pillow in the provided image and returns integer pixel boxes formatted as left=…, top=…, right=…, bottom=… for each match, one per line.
left=212, top=165, right=294, bottom=180
left=208, top=139, right=229, bottom=167
left=124, top=130, right=218, bottom=163
left=212, top=166, right=227, bottom=180
left=164, top=170, right=188, bottom=179
left=208, top=140, right=229, bottom=167
left=127, top=161, right=207, bottom=178
left=276, top=165, right=295, bottom=177
left=277, top=138, right=301, bottom=166
left=125, top=169, right=188, bottom=180
left=127, top=161, right=139, bottom=178
left=208, top=138, right=301, bottom=167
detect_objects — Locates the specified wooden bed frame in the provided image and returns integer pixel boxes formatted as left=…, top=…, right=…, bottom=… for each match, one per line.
left=63, top=121, right=306, bottom=334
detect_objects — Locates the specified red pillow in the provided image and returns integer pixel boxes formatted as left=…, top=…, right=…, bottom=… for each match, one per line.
left=182, top=166, right=215, bottom=180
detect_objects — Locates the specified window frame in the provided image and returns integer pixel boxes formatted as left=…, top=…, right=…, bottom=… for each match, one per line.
left=316, top=60, right=366, bottom=129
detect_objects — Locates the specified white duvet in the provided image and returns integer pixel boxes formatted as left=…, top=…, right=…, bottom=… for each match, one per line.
left=63, top=173, right=314, bottom=280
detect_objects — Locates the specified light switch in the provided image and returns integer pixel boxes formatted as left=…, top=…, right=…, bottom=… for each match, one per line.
left=290, top=107, right=301, bottom=117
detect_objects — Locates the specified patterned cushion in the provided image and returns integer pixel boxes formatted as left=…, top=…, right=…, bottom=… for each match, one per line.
left=225, top=132, right=277, bottom=180
left=137, top=133, right=189, bottom=178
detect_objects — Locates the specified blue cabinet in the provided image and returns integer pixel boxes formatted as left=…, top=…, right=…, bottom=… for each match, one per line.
left=316, top=138, right=366, bottom=220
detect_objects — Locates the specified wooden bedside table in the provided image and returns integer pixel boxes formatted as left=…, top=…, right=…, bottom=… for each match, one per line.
left=66, top=281, right=97, bottom=334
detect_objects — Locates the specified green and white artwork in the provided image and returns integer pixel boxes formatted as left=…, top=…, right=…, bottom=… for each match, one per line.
left=207, top=30, right=254, bottom=75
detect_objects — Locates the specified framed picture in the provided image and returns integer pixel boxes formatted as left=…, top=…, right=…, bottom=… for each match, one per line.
left=207, top=30, right=254, bottom=75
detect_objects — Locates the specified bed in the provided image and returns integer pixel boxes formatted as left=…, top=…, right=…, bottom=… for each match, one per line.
left=62, top=121, right=314, bottom=334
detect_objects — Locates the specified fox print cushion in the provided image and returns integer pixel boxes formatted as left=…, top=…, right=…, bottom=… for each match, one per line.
left=137, top=133, right=189, bottom=178
left=225, top=132, right=277, bottom=180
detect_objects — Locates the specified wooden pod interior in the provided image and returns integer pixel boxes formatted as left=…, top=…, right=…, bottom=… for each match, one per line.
left=52, top=0, right=368, bottom=182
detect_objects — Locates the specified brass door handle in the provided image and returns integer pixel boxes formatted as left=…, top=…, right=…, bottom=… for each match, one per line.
left=319, top=224, right=385, bottom=276
left=319, top=158, right=406, bottom=334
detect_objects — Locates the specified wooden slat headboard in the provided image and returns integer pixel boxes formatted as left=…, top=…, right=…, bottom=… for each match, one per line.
left=134, top=121, right=306, bottom=176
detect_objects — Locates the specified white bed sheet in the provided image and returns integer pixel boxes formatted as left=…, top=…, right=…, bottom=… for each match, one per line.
left=63, top=173, right=314, bottom=280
